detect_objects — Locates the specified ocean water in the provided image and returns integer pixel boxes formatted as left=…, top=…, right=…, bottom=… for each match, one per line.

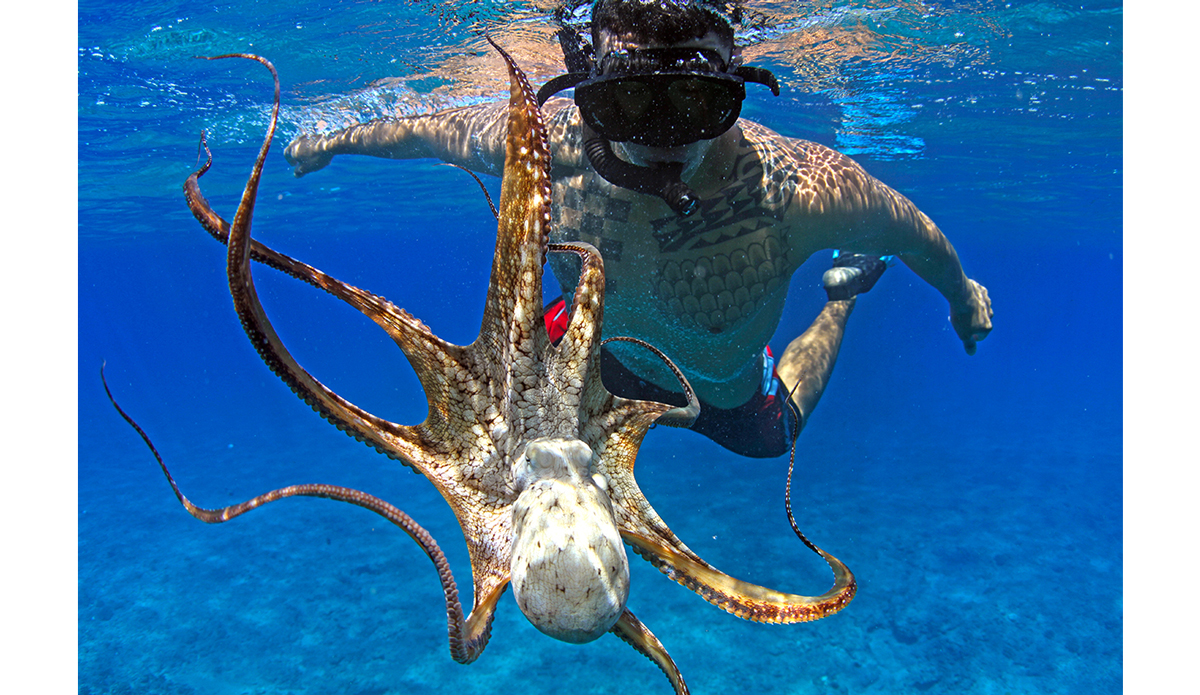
left=73, top=2, right=1123, bottom=694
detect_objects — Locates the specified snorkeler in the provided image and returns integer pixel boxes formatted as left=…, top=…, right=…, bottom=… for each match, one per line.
left=283, top=0, right=993, bottom=458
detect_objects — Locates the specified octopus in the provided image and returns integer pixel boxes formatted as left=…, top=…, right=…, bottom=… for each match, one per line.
left=103, top=38, right=855, bottom=694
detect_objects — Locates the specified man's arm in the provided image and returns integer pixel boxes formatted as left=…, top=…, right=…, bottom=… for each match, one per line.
left=283, top=100, right=511, bottom=177
left=782, top=139, right=994, bottom=354
left=881, top=208, right=993, bottom=355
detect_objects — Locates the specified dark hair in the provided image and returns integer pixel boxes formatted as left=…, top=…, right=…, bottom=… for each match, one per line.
left=590, top=0, right=736, bottom=49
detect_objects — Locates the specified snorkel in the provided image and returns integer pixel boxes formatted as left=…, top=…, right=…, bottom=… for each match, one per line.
left=539, top=0, right=779, bottom=216
left=582, top=136, right=701, bottom=215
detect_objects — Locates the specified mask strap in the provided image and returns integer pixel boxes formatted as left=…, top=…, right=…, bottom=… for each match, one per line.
left=732, top=65, right=781, bottom=96
left=537, top=72, right=590, bottom=107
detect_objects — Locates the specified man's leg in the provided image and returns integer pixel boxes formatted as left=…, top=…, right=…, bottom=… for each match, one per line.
left=776, top=253, right=889, bottom=433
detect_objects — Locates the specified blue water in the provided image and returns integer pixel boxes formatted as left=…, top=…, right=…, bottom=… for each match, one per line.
left=76, top=2, right=1122, bottom=693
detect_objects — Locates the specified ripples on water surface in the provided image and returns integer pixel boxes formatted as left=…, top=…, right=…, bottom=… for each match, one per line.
left=78, top=1, right=1121, bottom=240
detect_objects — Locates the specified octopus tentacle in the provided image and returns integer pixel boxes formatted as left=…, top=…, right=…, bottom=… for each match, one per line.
left=473, top=37, right=553, bottom=377
left=621, top=530, right=856, bottom=624
left=440, top=162, right=499, bottom=219
left=195, top=54, right=465, bottom=471
left=595, top=412, right=854, bottom=625
left=548, top=241, right=606, bottom=368
left=609, top=609, right=689, bottom=695
left=541, top=241, right=606, bottom=422
left=601, top=336, right=700, bottom=428
left=782, top=396, right=824, bottom=555
left=184, top=130, right=351, bottom=292
left=182, top=128, right=473, bottom=449
left=100, top=363, right=500, bottom=663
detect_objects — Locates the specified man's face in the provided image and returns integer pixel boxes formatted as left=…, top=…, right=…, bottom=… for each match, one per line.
left=592, top=29, right=737, bottom=169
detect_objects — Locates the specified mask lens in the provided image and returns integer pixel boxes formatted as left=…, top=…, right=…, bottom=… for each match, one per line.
left=614, top=81, right=654, bottom=121
left=578, top=74, right=744, bottom=147
left=668, top=78, right=735, bottom=129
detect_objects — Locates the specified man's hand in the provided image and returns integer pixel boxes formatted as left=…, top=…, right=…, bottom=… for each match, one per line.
left=951, top=279, right=993, bottom=355
left=283, top=135, right=334, bottom=177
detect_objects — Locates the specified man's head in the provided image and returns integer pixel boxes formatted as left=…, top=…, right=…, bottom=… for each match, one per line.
left=540, top=1, right=774, bottom=215
left=590, top=0, right=737, bottom=61
left=562, top=0, right=753, bottom=150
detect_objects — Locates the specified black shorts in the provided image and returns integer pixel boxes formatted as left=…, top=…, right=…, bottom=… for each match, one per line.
left=545, top=298, right=797, bottom=458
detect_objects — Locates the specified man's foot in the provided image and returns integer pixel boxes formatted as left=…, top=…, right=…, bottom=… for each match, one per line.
left=822, top=252, right=892, bottom=301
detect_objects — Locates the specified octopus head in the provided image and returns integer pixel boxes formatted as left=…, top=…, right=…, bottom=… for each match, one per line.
left=509, top=437, right=630, bottom=643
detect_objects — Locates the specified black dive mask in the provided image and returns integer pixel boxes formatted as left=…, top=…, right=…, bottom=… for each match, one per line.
left=537, top=36, right=780, bottom=216
left=538, top=47, right=779, bottom=148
